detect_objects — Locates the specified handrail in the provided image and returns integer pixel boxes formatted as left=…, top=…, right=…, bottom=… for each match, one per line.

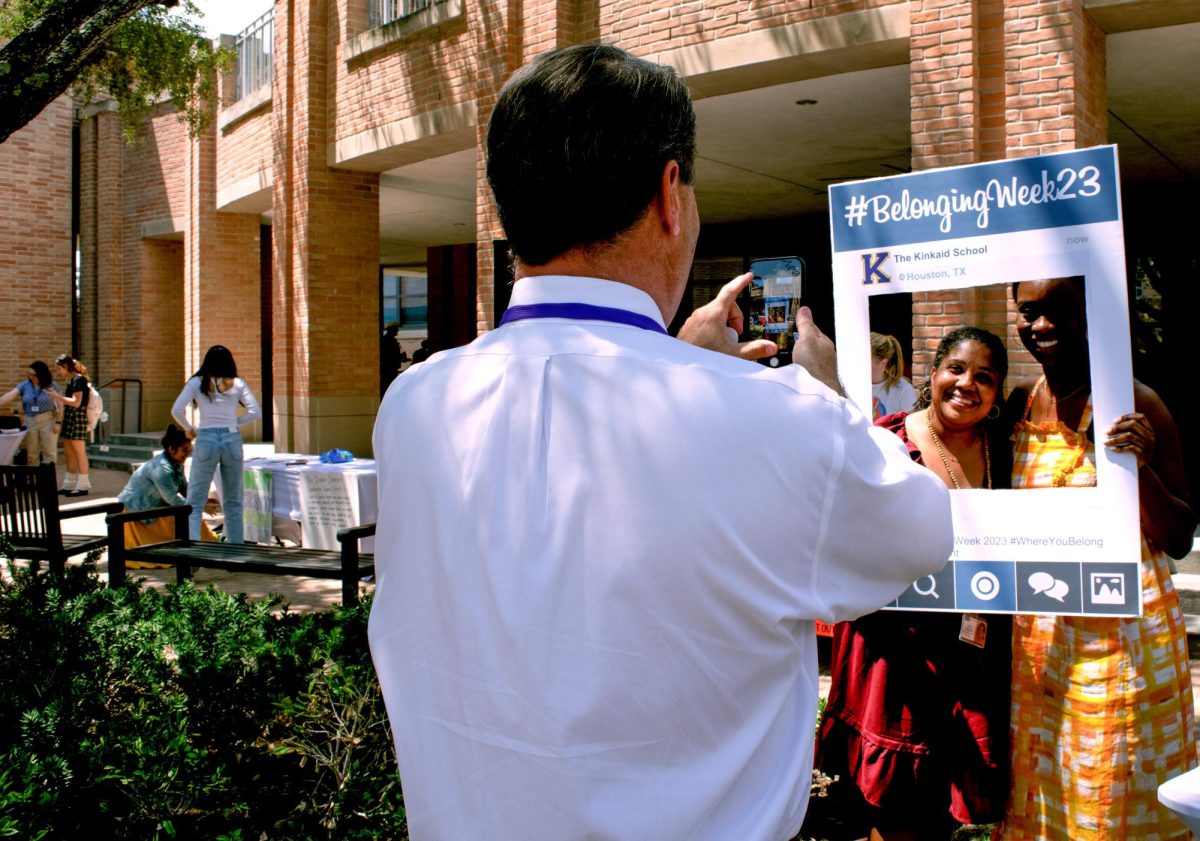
left=94, top=378, right=142, bottom=442
left=234, top=9, right=274, bottom=102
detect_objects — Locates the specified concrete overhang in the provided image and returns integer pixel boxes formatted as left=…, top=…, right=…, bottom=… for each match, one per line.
left=141, top=217, right=185, bottom=240
left=328, top=101, right=476, bottom=172
left=1084, top=0, right=1200, bottom=33
left=651, top=5, right=910, bottom=100
left=216, top=169, right=274, bottom=213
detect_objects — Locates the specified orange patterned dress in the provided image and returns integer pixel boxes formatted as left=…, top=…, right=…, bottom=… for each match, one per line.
left=1001, top=380, right=1196, bottom=840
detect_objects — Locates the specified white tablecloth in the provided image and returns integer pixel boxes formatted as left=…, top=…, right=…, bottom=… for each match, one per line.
left=239, top=454, right=377, bottom=550
left=0, top=430, right=27, bottom=465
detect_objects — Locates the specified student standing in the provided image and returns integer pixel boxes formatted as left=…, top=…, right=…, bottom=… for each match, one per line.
left=0, top=361, right=62, bottom=466
left=47, top=354, right=91, bottom=495
left=170, top=346, right=261, bottom=544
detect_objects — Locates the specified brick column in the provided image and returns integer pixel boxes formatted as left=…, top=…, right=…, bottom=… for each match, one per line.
left=0, top=98, right=74, bottom=389
left=273, top=0, right=380, bottom=455
left=908, top=0, right=1106, bottom=384
left=78, top=108, right=122, bottom=383
left=1004, top=0, right=1106, bottom=156
left=474, top=0, right=581, bottom=334
left=185, top=121, right=264, bottom=439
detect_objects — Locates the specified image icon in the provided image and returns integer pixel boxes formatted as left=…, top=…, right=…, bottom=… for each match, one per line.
left=1090, top=572, right=1126, bottom=605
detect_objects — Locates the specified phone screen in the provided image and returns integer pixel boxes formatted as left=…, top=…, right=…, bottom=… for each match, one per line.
left=746, top=257, right=804, bottom=368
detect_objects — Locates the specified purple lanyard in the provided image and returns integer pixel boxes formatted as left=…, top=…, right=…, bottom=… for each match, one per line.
left=499, top=302, right=667, bottom=335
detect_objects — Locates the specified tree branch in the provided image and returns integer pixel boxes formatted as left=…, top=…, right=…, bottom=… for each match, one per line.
left=0, top=0, right=180, bottom=144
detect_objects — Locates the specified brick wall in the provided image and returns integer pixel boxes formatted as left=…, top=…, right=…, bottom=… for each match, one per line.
left=600, top=0, right=904, bottom=54
left=1004, top=0, right=1106, bottom=156
left=79, top=102, right=194, bottom=430
left=472, top=0, right=520, bottom=333
left=331, top=0, right=476, bottom=145
left=0, top=98, right=73, bottom=402
left=272, top=0, right=381, bottom=454
left=217, top=106, right=275, bottom=198
left=186, top=104, right=265, bottom=437
left=908, top=0, right=1107, bottom=386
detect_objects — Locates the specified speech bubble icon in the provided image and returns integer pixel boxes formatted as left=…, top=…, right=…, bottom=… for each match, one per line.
left=1028, top=571, right=1055, bottom=594
left=1028, top=571, right=1070, bottom=602
left=1045, top=578, right=1069, bottom=602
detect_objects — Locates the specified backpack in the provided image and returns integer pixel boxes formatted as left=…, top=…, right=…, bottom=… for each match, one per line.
left=86, top=385, right=104, bottom=435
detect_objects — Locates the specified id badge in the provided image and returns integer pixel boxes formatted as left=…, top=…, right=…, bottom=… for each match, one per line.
left=959, top=613, right=987, bottom=648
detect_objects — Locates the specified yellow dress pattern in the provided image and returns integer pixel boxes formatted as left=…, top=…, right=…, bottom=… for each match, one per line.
left=1002, top=380, right=1196, bottom=840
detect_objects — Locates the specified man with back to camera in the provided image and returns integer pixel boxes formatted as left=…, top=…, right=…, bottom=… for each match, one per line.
left=369, top=44, right=953, bottom=841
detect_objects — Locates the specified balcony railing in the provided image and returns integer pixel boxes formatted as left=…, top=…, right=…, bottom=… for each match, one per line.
left=369, top=0, right=438, bottom=28
left=234, top=10, right=274, bottom=102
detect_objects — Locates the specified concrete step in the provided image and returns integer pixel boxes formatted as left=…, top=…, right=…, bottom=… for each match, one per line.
left=87, top=433, right=158, bottom=472
left=88, top=443, right=158, bottom=461
left=101, top=431, right=164, bottom=448
left=86, top=454, right=147, bottom=473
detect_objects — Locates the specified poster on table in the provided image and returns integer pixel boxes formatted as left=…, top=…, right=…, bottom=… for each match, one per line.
left=299, top=469, right=360, bottom=551
left=242, top=468, right=274, bottom=544
left=828, top=145, right=1141, bottom=617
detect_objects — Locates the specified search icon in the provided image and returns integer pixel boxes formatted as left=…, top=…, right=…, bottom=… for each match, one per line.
left=912, top=575, right=940, bottom=599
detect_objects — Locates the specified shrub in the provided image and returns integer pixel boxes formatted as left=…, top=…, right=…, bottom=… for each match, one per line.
left=0, top=536, right=407, bottom=839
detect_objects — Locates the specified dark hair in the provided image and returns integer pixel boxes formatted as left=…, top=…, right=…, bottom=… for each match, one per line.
left=1011, top=275, right=1085, bottom=301
left=917, top=326, right=1009, bottom=409
left=193, top=345, right=238, bottom=400
left=161, top=423, right=190, bottom=451
left=54, top=353, right=87, bottom=377
left=486, top=44, right=697, bottom=267
left=28, top=361, right=52, bottom=388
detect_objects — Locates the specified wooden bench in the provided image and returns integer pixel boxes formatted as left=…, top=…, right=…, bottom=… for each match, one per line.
left=0, top=463, right=122, bottom=573
left=105, top=505, right=376, bottom=607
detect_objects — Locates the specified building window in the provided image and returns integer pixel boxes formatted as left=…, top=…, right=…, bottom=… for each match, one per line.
left=369, top=0, right=439, bottom=28
left=382, top=268, right=428, bottom=332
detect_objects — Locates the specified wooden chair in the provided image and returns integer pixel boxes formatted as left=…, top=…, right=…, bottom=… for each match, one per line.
left=0, top=463, right=122, bottom=573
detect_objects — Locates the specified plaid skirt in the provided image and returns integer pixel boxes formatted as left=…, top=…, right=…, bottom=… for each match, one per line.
left=60, top=405, right=87, bottom=441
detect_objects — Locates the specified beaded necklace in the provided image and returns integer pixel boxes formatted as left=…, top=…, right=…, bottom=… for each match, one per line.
left=925, top=410, right=992, bottom=490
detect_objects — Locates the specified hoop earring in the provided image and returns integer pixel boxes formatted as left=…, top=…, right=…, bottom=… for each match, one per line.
left=986, top=404, right=1001, bottom=421
left=918, top=381, right=932, bottom=408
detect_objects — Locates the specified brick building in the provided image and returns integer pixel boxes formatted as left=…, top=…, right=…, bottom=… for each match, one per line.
left=4, top=0, right=1196, bottom=469
left=0, top=97, right=73, bottom=394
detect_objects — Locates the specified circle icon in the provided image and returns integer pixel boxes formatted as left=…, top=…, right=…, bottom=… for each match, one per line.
left=970, top=570, right=1000, bottom=601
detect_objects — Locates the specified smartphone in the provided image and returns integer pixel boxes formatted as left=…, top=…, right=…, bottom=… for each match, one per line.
left=745, top=256, right=804, bottom=368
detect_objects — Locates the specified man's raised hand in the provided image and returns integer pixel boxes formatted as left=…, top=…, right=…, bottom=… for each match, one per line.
left=678, top=272, right=779, bottom=361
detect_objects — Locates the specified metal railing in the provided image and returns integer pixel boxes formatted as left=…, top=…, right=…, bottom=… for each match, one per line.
left=94, top=379, right=142, bottom=443
left=234, top=10, right=274, bottom=102
left=369, top=0, right=439, bottom=28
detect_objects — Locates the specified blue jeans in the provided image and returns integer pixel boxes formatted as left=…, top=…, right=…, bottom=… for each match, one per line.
left=188, top=427, right=244, bottom=543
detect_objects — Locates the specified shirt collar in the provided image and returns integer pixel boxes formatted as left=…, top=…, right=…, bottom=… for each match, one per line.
left=507, top=276, right=666, bottom=332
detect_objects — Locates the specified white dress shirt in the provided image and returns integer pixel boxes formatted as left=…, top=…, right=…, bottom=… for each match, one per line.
left=370, top=275, right=952, bottom=841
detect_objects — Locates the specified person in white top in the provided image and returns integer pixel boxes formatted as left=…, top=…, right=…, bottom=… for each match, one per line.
left=870, top=332, right=918, bottom=421
left=370, top=44, right=953, bottom=841
left=170, top=345, right=260, bottom=543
